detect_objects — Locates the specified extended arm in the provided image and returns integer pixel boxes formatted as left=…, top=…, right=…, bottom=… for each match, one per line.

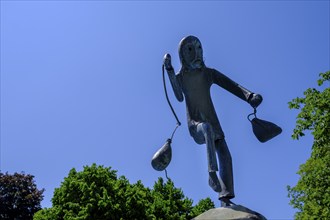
left=211, top=69, right=262, bottom=108
left=163, top=54, right=184, bottom=102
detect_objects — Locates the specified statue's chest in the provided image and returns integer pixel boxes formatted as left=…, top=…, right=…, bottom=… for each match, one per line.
left=181, top=71, right=211, bottom=94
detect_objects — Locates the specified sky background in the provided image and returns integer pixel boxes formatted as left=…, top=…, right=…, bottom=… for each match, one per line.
left=1, top=1, right=329, bottom=219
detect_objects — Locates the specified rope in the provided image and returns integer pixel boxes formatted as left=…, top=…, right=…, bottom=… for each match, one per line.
left=165, top=169, right=170, bottom=180
left=162, top=65, right=181, bottom=127
left=162, top=64, right=181, bottom=181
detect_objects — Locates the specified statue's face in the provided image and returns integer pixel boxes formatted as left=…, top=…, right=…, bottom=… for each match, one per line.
left=180, top=36, right=204, bottom=70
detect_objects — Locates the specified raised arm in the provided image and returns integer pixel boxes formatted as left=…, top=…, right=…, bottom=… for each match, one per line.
left=211, top=68, right=262, bottom=108
left=163, top=54, right=184, bottom=102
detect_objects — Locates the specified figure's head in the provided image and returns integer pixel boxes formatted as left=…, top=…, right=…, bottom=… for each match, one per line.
left=179, top=35, right=205, bottom=71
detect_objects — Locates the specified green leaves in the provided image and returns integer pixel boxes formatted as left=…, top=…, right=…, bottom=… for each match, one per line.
left=34, top=164, right=214, bottom=220
left=288, top=72, right=330, bottom=143
left=288, top=71, right=330, bottom=219
left=148, top=178, right=193, bottom=220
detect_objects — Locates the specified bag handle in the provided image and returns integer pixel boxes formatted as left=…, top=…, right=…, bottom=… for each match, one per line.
left=162, top=65, right=181, bottom=141
left=247, top=107, right=257, bottom=122
left=162, top=64, right=181, bottom=126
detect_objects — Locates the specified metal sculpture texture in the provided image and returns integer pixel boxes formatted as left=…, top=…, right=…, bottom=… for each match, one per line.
left=163, top=36, right=263, bottom=206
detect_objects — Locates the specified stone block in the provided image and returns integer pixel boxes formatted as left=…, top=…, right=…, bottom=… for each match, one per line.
left=193, top=204, right=266, bottom=220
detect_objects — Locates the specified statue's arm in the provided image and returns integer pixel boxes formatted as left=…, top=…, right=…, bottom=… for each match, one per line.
left=164, top=54, right=184, bottom=102
left=211, top=69, right=262, bottom=108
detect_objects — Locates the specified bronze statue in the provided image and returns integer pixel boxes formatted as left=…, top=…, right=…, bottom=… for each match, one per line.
left=163, top=36, right=263, bottom=206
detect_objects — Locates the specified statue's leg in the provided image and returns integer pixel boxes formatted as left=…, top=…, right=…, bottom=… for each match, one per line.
left=215, top=139, right=235, bottom=201
left=196, top=123, right=221, bottom=192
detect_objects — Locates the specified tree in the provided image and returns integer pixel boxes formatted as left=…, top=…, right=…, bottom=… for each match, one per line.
left=34, top=164, right=214, bottom=220
left=288, top=71, right=330, bottom=219
left=148, top=177, right=193, bottom=220
left=0, top=172, right=45, bottom=219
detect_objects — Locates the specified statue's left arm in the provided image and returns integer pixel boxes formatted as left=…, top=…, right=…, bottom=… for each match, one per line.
left=211, top=69, right=262, bottom=108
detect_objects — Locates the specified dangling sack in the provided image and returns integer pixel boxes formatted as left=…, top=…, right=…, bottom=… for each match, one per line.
left=151, top=139, right=172, bottom=171
left=248, top=109, right=282, bottom=143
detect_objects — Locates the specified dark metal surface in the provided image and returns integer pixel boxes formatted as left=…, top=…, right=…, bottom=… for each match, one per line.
left=151, top=139, right=172, bottom=171
left=155, top=36, right=276, bottom=206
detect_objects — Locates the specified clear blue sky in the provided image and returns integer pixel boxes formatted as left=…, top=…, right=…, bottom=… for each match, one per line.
left=1, top=1, right=329, bottom=219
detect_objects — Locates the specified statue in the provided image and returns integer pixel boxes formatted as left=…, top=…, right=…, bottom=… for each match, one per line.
left=163, top=36, right=263, bottom=207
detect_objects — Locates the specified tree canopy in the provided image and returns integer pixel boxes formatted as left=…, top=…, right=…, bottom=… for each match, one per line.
left=0, top=172, right=44, bottom=219
left=34, top=164, right=214, bottom=220
left=288, top=71, right=330, bottom=219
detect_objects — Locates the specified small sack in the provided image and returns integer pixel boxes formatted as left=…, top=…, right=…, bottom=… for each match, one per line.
left=151, top=139, right=172, bottom=171
left=248, top=110, right=282, bottom=143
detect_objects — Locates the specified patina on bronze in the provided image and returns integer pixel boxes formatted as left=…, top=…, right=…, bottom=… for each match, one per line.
left=160, top=36, right=264, bottom=207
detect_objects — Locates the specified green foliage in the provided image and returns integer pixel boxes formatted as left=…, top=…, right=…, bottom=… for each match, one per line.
left=190, top=198, right=215, bottom=217
left=289, top=71, right=330, bottom=142
left=34, top=164, right=214, bottom=220
left=148, top=177, right=193, bottom=220
left=33, top=208, right=59, bottom=220
left=0, top=172, right=44, bottom=219
left=288, top=71, right=330, bottom=219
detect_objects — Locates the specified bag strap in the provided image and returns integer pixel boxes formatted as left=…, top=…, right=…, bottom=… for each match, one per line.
left=247, top=107, right=257, bottom=122
left=162, top=64, right=181, bottom=126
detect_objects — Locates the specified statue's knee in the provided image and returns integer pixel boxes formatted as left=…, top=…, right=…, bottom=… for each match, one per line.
left=200, top=123, right=214, bottom=137
left=202, top=123, right=212, bottom=132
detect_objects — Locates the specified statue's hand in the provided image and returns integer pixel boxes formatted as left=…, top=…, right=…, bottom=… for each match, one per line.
left=163, top=53, right=173, bottom=70
left=249, top=93, right=263, bottom=108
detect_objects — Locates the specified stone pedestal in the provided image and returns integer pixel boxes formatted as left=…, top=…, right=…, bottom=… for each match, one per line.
left=193, top=204, right=266, bottom=220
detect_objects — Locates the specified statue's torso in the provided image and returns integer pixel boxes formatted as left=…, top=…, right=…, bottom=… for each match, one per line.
left=178, top=68, right=224, bottom=139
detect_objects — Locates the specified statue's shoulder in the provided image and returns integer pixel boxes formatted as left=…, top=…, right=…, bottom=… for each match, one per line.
left=204, top=67, right=217, bottom=73
left=202, top=67, right=218, bottom=78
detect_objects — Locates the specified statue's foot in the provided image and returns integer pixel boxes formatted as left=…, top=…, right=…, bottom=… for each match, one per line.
left=220, top=197, right=236, bottom=207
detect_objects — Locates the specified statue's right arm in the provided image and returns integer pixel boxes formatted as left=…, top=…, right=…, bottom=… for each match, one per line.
left=164, top=54, right=184, bottom=102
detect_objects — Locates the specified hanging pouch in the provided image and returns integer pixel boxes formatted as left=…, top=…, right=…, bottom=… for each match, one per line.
left=151, top=139, right=172, bottom=171
left=248, top=108, right=282, bottom=143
